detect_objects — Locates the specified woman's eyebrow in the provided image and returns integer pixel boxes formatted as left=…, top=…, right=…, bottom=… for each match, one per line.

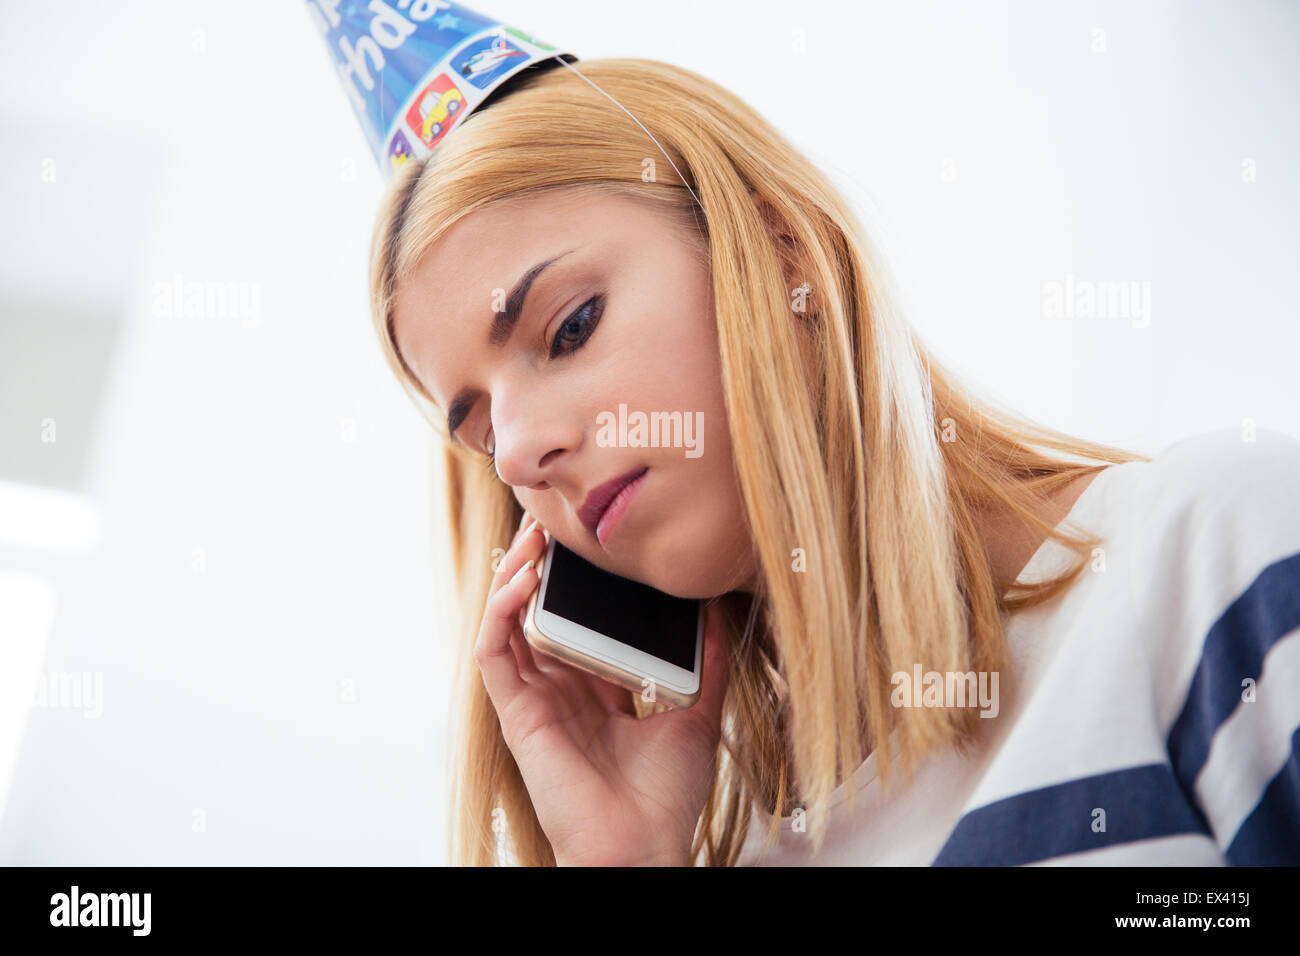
left=443, top=247, right=579, bottom=442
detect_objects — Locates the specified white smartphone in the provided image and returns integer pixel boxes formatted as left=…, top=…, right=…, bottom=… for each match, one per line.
left=523, top=532, right=706, bottom=709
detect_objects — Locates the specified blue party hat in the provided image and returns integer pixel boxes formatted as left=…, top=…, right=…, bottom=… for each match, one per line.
left=306, top=1, right=577, bottom=180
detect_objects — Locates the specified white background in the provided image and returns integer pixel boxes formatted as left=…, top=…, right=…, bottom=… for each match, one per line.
left=0, top=0, right=1296, bottom=864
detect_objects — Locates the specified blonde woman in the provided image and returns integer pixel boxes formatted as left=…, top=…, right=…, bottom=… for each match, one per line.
left=367, top=59, right=1300, bottom=866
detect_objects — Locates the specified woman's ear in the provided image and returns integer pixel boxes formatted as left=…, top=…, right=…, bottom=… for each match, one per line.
left=749, top=188, right=816, bottom=319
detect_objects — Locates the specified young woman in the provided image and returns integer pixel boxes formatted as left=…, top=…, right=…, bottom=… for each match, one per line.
left=366, top=58, right=1300, bottom=866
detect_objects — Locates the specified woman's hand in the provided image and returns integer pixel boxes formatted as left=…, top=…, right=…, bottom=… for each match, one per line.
left=475, top=510, right=732, bottom=866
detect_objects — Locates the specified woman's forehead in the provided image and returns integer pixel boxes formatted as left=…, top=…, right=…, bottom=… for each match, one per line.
left=403, top=189, right=640, bottom=288
left=394, top=190, right=657, bottom=329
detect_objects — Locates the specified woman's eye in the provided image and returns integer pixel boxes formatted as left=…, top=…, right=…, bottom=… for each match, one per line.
left=479, top=294, right=604, bottom=476
left=549, top=295, right=604, bottom=359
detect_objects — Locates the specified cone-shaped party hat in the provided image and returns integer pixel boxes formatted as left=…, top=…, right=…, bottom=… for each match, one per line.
left=306, top=1, right=577, bottom=180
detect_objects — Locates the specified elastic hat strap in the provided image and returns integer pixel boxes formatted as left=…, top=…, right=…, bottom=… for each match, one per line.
left=546, top=55, right=707, bottom=216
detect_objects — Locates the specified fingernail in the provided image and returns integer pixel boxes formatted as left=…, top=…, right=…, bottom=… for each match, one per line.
left=509, top=559, right=535, bottom=586
left=523, top=518, right=540, bottom=537
left=517, top=510, right=531, bottom=532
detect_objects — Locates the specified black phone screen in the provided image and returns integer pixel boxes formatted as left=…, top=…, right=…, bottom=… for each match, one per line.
left=541, top=539, right=700, bottom=671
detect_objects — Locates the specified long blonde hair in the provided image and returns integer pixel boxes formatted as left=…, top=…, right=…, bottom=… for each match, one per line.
left=367, top=57, right=1149, bottom=865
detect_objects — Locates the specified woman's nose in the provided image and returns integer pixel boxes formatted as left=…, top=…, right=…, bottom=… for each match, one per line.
left=489, top=399, right=579, bottom=487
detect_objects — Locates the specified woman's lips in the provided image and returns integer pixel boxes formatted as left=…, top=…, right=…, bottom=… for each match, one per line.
left=595, top=468, right=648, bottom=546
left=578, top=466, right=649, bottom=543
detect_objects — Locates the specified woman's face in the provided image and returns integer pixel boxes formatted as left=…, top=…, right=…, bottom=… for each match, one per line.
left=391, top=186, right=759, bottom=599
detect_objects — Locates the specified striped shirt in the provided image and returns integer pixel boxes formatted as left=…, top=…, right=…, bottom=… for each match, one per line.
left=735, top=426, right=1300, bottom=865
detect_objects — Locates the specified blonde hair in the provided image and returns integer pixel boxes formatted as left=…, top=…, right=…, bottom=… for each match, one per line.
left=367, top=58, right=1150, bottom=866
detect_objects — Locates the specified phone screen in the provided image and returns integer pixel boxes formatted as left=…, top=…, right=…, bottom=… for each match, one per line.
left=541, top=539, right=700, bottom=670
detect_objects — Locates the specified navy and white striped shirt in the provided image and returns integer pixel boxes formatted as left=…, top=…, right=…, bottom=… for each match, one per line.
left=736, top=427, right=1300, bottom=865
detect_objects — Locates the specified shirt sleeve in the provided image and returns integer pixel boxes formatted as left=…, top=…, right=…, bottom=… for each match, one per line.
left=1153, top=427, right=1300, bottom=863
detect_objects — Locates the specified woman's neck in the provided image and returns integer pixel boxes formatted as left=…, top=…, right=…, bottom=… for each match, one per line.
left=974, top=469, right=1104, bottom=596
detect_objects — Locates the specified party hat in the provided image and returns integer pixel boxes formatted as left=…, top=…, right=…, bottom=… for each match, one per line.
left=306, top=1, right=577, bottom=180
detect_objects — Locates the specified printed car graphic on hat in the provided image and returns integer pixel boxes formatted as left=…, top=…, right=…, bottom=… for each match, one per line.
left=405, top=74, right=466, bottom=148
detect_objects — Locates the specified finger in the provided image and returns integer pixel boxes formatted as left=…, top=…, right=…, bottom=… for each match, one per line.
left=513, top=525, right=549, bottom=630
left=510, top=625, right=543, bottom=678
left=475, top=557, right=541, bottom=705
left=509, top=581, right=550, bottom=680
left=513, top=509, right=537, bottom=546
left=531, top=647, right=637, bottom=717
left=494, top=518, right=546, bottom=594
left=582, top=669, right=638, bottom=716
left=501, top=511, right=530, bottom=567
left=519, top=631, right=574, bottom=682
left=489, top=511, right=533, bottom=584
left=514, top=606, right=560, bottom=673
